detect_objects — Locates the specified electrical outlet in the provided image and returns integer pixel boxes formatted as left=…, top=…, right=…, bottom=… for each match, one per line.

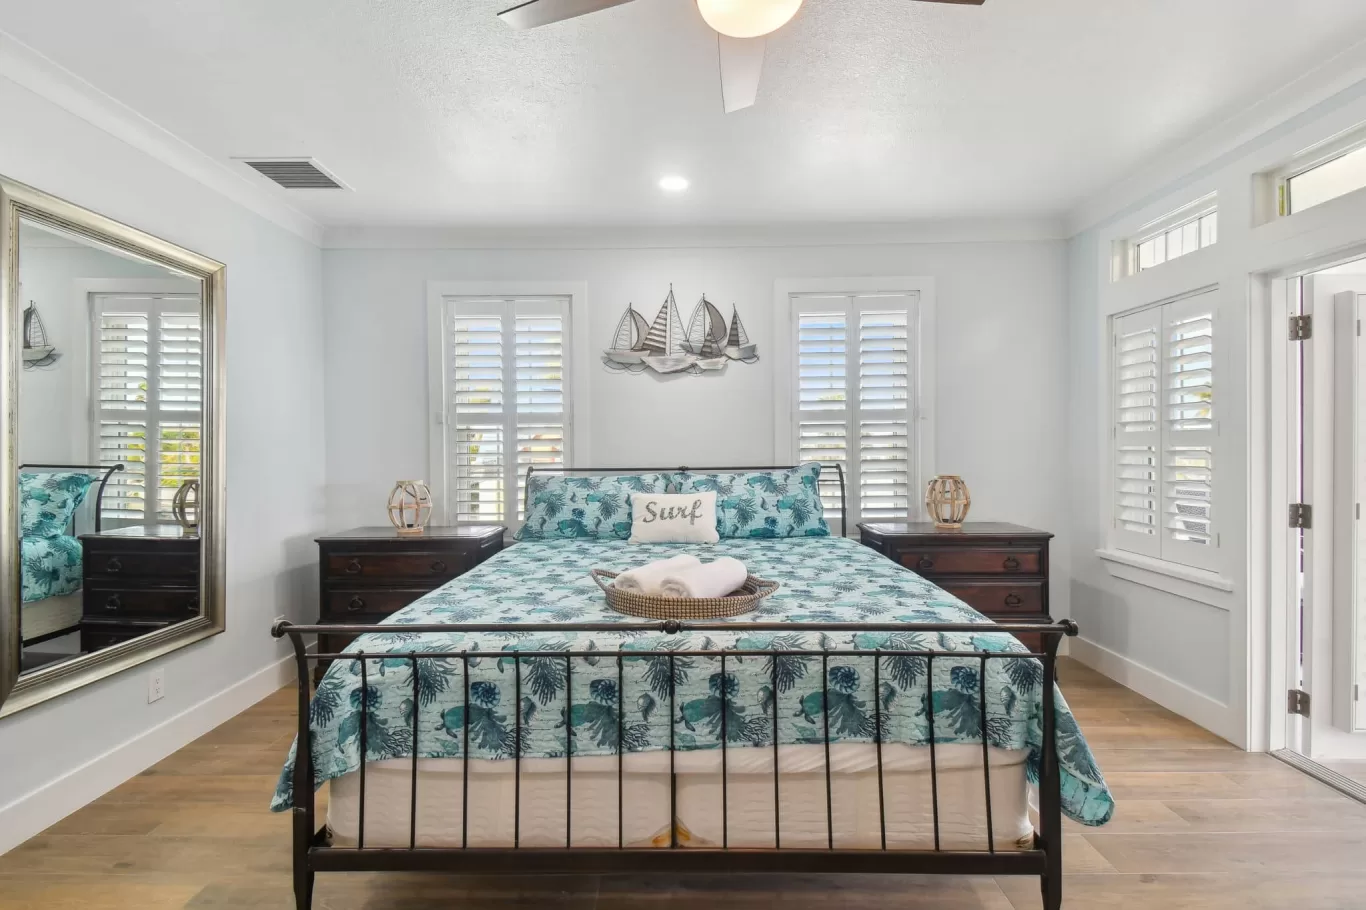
left=148, top=667, right=165, bottom=704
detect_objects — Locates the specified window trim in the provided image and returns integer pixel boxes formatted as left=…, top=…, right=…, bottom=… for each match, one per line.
left=1267, top=126, right=1366, bottom=219
left=426, top=281, right=590, bottom=527
left=772, top=277, right=936, bottom=535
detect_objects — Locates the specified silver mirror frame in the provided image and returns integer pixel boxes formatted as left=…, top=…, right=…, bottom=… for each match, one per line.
left=0, top=176, right=225, bottom=716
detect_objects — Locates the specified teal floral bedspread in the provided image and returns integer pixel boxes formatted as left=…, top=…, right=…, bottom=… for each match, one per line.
left=21, top=535, right=83, bottom=603
left=272, top=537, right=1113, bottom=826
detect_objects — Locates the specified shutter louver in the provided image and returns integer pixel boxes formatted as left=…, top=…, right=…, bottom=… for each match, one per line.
left=99, top=420, right=147, bottom=519
left=797, top=310, right=848, bottom=518
left=515, top=309, right=566, bottom=520
left=858, top=309, right=910, bottom=520
left=451, top=313, right=506, bottom=522
left=443, top=297, right=572, bottom=525
left=1113, top=312, right=1160, bottom=540
left=99, top=311, right=149, bottom=410
left=1164, top=306, right=1214, bottom=547
left=157, top=312, right=202, bottom=412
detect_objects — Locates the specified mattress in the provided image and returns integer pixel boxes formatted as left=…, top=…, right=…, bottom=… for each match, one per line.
left=328, top=743, right=1035, bottom=851
left=20, top=591, right=82, bottom=643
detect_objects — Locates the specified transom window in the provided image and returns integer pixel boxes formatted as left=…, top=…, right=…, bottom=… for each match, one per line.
left=1117, top=195, right=1218, bottom=278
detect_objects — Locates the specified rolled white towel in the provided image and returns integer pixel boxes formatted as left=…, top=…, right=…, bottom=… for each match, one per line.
left=659, top=557, right=748, bottom=600
left=613, top=554, right=701, bottom=595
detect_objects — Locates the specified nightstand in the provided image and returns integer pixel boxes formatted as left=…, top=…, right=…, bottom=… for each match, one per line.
left=858, top=522, right=1053, bottom=650
left=79, top=524, right=201, bottom=653
left=314, top=525, right=505, bottom=678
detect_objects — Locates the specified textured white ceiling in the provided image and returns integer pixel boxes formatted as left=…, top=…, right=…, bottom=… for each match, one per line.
left=2, top=0, right=1365, bottom=227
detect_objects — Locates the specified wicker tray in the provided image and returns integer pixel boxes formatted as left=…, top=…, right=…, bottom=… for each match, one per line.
left=590, top=568, right=779, bottom=620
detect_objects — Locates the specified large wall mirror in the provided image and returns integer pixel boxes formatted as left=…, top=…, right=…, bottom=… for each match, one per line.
left=0, top=177, right=224, bottom=715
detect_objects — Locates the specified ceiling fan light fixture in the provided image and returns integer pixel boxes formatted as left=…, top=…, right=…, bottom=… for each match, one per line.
left=695, top=0, right=802, bottom=39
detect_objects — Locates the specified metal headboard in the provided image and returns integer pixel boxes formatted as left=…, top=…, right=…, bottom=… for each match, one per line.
left=523, top=462, right=848, bottom=537
left=18, top=462, right=125, bottom=534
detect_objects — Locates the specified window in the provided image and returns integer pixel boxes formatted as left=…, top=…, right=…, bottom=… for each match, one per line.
left=1118, top=196, right=1218, bottom=277
left=1110, top=289, right=1218, bottom=571
left=1283, top=142, right=1366, bottom=215
left=434, top=296, right=570, bottom=524
left=92, top=294, right=202, bottom=527
left=791, top=293, right=918, bottom=528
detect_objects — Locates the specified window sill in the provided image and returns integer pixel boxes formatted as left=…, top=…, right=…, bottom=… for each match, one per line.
left=1095, top=548, right=1234, bottom=610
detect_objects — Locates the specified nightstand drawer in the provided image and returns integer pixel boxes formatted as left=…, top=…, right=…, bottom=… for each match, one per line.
left=937, top=581, right=1045, bottom=615
left=80, top=618, right=173, bottom=651
left=323, top=551, right=467, bottom=583
left=898, top=546, right=1042, bottom=577
left=322, top=588, right=429, bottom=620
left=85, top=585, right=200, bottom=621
left=83, top=548, right=199, bottom=582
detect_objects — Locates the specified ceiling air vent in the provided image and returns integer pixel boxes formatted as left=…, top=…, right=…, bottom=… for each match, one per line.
left=237, top=158, right=345, bottom=190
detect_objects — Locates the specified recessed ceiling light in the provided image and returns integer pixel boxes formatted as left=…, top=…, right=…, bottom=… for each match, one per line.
left=659, top=175, right=690, bottom=193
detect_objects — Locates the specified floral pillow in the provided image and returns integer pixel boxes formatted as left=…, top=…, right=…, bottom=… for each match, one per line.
left=674, top=463, right=830, bottom=539
left=515, top=472, right=673, bottom=540
left=19, top=471, right=97, bottom=539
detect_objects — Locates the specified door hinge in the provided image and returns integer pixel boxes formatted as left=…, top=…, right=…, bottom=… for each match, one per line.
left=1288, top=689, right=1311, bottom=716
left=1289, top=314, right=1312, bottom=341
left=1289, top=503, right=1313, bottom=529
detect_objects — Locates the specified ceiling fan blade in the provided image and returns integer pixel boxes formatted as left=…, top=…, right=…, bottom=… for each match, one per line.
left=718, top=34, right=765, bottom=114
left=498, top=0, right=637, bottom=29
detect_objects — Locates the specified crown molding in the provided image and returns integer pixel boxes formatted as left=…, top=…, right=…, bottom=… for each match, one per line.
left=322, top=217, right=1068, bottom=251
left=0, top=29, right=322, bottom=246
left=1065, top=37, right=1366, bottom=238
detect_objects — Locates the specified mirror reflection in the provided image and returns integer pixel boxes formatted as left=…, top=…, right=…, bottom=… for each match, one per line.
left=17, top=219, right=203, bottom=673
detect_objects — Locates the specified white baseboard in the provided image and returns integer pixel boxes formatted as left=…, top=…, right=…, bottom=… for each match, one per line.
left=0, top=651, right=299, bottom=854
left=1068, top=636, right=1238, bottom=745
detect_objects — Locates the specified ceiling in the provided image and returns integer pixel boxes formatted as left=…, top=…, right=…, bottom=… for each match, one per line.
left=3, top=0, right=1366, bottom=229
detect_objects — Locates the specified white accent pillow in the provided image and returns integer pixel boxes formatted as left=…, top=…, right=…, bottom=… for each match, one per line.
left=629, top=492, right=720, bottom=544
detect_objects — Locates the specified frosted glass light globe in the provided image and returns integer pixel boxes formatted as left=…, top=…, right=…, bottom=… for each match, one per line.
left=696, top=0, right=803, bottom=39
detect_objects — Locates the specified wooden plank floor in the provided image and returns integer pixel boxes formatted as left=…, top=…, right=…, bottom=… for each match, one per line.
left=2, top=659, right=1365, bottom=908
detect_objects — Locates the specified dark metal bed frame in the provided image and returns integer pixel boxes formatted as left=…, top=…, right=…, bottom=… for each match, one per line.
left=272, top=464, right=1078, bottom=910
left=18, top=462, right=124, bottom=646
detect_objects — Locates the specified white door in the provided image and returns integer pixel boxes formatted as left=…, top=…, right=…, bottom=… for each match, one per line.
left=1291, top=275, right=1366, bottom=761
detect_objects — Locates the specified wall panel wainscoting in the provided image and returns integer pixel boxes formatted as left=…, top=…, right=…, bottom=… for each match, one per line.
left=1, top=660, right=1363, bottom=908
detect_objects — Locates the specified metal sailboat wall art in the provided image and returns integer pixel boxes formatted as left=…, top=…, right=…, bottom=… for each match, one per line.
left=602, top=285, right=760, bottom=376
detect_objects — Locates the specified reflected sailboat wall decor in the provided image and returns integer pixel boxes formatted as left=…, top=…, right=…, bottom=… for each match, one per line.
left=602, top=285, right=759, bottom=376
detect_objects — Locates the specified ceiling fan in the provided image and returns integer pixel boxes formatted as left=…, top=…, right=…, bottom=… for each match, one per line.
left=498, top=0, right=986, bottom=113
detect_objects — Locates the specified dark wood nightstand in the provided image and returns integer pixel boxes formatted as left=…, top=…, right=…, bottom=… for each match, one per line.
left=858, top=522, right=1053, bottom=649
left=314, top=525, right=505, bottom=678
left=79, top=524, right=201, bottom=652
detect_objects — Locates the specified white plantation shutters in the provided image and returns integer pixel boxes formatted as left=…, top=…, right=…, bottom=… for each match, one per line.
left=1112, top=306, right=1161, bottom=556
left=93, top=295, right=202, bottom=526
left=442, top=297, right=570, bottom=524
left=793, top=293, right=917, bottom=528
left=1110, top=290, right=1219, bottom=571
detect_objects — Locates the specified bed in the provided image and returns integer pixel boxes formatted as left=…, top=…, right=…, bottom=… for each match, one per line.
left=272, top=464, right=1112, bottom=910
left=18, top=463, right=122, bottom=646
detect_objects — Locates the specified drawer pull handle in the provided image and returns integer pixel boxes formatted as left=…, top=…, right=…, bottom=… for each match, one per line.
left=1004, top=593, right=1024, bottom=607
left=345, top=558, right=362, bottom=575
left=105, top=594, right=122, bottom=611
left=917, top=557, right=934, bottom=571
left=106, top=557, right=123, bottom=574
left=1003, top=556, right=1021, bottom=571
left=348, top=596, right=366, bottom=612
left=431, top=560, right=448, bottom=574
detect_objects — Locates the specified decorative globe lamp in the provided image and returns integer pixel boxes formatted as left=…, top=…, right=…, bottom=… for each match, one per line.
left=388, top=480, right=433, bottom=537
left=924, top=475, right=971, bottom=530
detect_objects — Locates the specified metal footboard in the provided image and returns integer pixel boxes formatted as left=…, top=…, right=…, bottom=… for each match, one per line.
left=273, top=619, right=1076, bottom=910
